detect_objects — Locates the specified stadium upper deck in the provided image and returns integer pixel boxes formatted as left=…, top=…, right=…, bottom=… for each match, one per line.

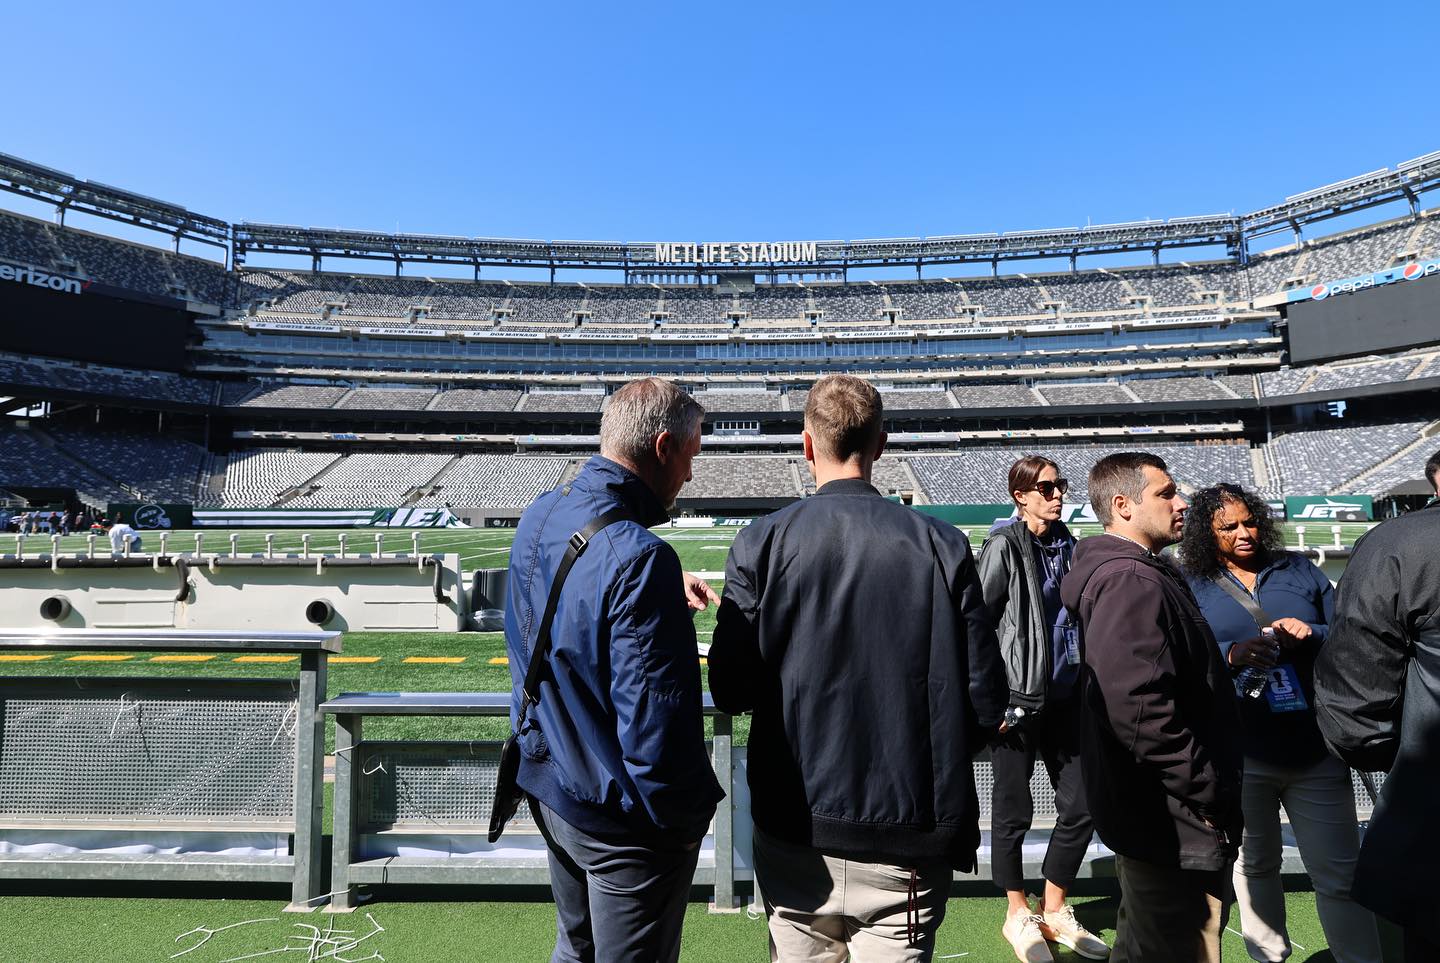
left=1, top=151, right=1439, bottom=424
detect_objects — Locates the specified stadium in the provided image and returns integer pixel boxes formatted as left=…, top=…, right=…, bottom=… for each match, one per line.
left=2, top=34, right=1440, bottom=953
left=1, top=149, right=1438, bottom=533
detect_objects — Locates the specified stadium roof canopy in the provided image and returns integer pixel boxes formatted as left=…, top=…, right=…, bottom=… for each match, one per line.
left=3, top=150, right=1439, bottom=277
left=0, top=153, right=230, bottom=250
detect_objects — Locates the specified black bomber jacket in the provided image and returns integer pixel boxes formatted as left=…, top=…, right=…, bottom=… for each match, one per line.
left=707, top=477, right=1008, bottom=869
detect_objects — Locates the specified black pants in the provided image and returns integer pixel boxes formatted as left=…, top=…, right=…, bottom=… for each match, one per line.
left=1405, top=924, right=1440, bottom=961
left=990, top=695, right=1093, bottom=893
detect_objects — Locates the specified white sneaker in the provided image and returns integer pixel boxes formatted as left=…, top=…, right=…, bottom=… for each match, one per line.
left=1039, top=903, right=1111, bottom=959
left=1003, top=904, right=1055, bottom=963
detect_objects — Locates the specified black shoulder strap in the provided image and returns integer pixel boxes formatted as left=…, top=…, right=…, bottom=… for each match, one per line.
left=519, top=506, right=633, bottom=709
left=1209, top=572, right=1274, bottom=629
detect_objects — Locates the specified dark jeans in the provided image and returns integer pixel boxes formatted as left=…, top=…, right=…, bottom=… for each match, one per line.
left=532, top=799, right=703, bottom=963
left=989, top=696, right=1093, bottom=893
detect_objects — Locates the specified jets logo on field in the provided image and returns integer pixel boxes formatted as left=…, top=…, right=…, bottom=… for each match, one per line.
left=1294, top=500, right=1366, bottom=520
left=134, top=504, right=173, bottom=529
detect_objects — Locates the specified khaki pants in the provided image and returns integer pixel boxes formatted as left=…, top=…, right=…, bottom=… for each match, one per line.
left=1113, top=854, right=1231, bottom=963
left=1234, top=755, right=1381, bottom=963
left=752, top=828, right=951, bottom=963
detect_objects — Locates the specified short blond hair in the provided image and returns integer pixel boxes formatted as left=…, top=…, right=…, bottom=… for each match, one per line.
left=804, top=375, right=883, bottom=461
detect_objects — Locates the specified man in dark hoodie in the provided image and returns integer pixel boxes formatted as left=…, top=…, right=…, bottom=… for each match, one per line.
left=1059, top=452, right=1243, bottom=963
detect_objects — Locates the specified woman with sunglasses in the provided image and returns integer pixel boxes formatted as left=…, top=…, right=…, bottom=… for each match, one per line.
left=978, top=455, right=1108, bottom=962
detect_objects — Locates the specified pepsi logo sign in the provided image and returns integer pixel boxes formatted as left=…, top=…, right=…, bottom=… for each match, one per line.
left=1311, top=284, right=1328, bottom=300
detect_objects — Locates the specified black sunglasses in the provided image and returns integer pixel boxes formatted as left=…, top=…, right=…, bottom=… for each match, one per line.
left=1028, top=479, right=1070, bottom=498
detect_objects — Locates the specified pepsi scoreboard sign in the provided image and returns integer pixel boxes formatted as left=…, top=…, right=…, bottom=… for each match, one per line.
left=1286, top=265, right=1440, bottom=365
left=1286, top=258, right=1440, bottom=303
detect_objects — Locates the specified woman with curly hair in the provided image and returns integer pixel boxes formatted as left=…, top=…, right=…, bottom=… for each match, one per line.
left=1180, top=484, right=1380, bottom=963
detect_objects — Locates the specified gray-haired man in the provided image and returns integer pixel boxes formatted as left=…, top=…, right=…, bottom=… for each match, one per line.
left=505, top=376, right=724, bottom=963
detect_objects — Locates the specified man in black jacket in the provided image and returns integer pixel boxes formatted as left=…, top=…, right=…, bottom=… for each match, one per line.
left=1059, top=452, right=1243, bottom=963
left=1314, top=500, right=1440, bottom=961
left=709, top=375, right=1008, bottom=962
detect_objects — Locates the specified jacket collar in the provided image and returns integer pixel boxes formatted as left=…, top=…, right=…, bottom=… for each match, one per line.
left=815, top=477, right=881, bottom=497
left=578, top=455, right=669, bottom=528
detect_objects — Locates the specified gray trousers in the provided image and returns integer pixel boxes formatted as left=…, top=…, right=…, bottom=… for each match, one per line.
left=533, top=800, right=703, bottom=963
left=1233, top=754, right=1382, bottom=963
left=753, top=827, right=952, bottom=962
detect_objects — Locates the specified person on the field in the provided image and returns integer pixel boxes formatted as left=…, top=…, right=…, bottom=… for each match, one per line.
left=978, top=455, right=1108, bottom=962
left=1315, top=497, right=1440, bottom=962
left=709, top=374, right=1008, bottom=962
left=1059, top=453, right=1243, bottom=963
left=504, top=376, right=723, bottom=963
left=108, top=514, right=140, bottom=554
left=1181, top=484, right=1380, bottom=963
left=1425, top=447, right=1440, bottom=502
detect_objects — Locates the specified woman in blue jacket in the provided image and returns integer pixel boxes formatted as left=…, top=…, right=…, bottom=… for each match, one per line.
left=1181, top=484, right=1380, bottom=963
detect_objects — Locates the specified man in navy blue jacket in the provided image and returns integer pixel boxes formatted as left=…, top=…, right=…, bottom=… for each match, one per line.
left=505, top=377, right=724, bottom=963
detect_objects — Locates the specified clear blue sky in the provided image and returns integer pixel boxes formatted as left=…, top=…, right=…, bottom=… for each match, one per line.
left=2, top=1, right=1435, bottom=245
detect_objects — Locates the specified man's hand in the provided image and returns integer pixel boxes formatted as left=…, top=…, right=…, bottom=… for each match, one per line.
left=1270, top=617, right=1313, bottom=649
left=683, top=572, right=720, bottom=611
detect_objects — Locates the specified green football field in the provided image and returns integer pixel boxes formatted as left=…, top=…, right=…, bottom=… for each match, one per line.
left=0, top=521, right=1391, bottom=960
left=0, top=888, right=1402, bottom=962
left=2, top=520, right=1375, bottom=742
left=18, top=518, right=1377, bottom=576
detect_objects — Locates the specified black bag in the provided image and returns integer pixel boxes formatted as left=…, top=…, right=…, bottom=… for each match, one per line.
left=488, top=505, right=632, bottom=843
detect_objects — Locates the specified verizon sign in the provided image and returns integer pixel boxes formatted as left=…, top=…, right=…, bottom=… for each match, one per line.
left=0, top=261, right=86, bottom=295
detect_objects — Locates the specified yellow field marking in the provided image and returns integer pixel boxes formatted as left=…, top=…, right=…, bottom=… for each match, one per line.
left=487, top=657, right=510, bottom=665
left=0, top=654, right=52, bottom=662
left=67, top=654, right=133, bottom=662
left=234, top=655, right=299, bottom=663
left=403, top=656, right=466, bottom=664
left=330, top=656, right=382, bottom=664
left=149, top=654, right=217, bottom=663
left=699, top=658, right=707, bottom=665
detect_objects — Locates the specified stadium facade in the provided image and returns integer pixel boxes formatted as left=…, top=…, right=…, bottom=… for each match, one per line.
left=0, top=150, right=1437, bottom=523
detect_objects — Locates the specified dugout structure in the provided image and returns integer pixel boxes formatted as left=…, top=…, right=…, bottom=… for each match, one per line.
left=0, top=628, right=339, bottom=911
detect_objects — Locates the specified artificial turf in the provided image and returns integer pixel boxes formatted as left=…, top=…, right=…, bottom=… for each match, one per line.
left=0, top=889, right=1401, bottom=962
left=0, top=522, right=1388, bottom=959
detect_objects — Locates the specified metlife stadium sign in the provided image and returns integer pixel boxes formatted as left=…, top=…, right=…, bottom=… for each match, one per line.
left=1285, top=258, right=1440, bottom=303
left=652, top=241, right=819, bottom=265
